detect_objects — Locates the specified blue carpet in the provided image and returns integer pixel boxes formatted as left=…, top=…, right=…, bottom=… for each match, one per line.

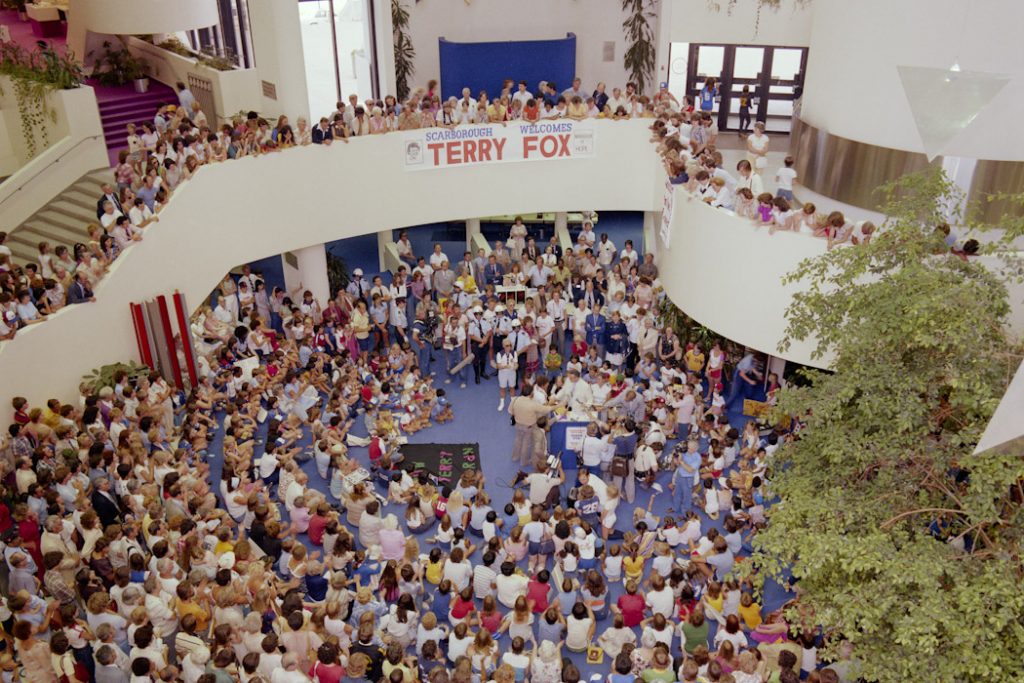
left=211, top=216, right=792, bottom=677
left=203, top=355, right=790, bottom=678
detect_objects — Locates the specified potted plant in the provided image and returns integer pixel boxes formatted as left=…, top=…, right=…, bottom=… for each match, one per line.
left=129, top=57, right=150, bottom=93
left=90, top=40, right=149, bottom=90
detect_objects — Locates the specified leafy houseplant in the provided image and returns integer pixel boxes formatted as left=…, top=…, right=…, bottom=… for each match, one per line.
left=622, top=0, right=657, bottom=94
left=326, top=250, right=349, bottom=299
left=392, top=0, right=416, bottom=101
left=0, top=40, right=83, bottom=158
left=81, top=361, right=151, bottom=394
left=91, top=40, right=149, bottom=90
left=157, top=37, right=195, bottom=58
left=753, top=168, right=1024, bottom=682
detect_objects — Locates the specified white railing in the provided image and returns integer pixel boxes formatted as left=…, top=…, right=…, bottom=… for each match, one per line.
left=0, top=81, right=109, bottom=230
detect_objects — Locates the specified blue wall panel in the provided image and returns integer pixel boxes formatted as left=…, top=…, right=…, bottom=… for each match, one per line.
left=438, top=34, right=577, bottom=101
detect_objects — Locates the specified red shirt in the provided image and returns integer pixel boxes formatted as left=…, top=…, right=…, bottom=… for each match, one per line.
left=617, top=592, right=645, bottom=627
left=309, top=662, right=344, bottom=683
left=527, top=579, right=550, bottom=613
left=368, top=437, right=384, bottom=462
left=450, top=595, right=475, bottom=620
left=307, top=514, right=329, bottom=545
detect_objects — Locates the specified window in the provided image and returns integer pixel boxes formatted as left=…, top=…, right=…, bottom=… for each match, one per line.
left=299, top=0, right=378, bottom=121
left=681, top=43, right=809, bottom=134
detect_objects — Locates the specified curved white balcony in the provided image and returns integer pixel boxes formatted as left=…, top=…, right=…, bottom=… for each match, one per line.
left=0, top=121, right=661, bottom=407
left=70, top=0, right=218, bottom=35
left=655, top=190, right=831, bottom=369
left=10, top=119, right=1015, bottom=410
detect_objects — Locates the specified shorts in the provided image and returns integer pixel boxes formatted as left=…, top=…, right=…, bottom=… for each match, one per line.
left=528, top=541, right=543, bottom=555
left=357, top=336, right=372, bottom=352
left=498, top=369, right=517, bottom=388
left=775, top=188, right=794, bottom=201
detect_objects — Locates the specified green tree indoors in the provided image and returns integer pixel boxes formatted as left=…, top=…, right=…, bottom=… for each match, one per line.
left=753, top=169, right=1024, bottom=683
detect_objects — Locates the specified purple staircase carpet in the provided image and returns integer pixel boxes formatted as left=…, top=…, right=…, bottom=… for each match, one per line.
left=89, top=81, right=178, bottom=164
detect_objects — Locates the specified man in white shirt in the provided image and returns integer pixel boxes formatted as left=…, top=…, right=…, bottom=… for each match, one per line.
left=512, top=80, right=533, bottom=109
left=607, top=88, right=628, bottom=114
left=596, top=234, right=617, bottom=269
left=396, top=231, right=415, bottom=267
left=562, top=77, right=585, bottom=100
left=578, top=222, right=597, bottom=251
left=428, top=243, right=449, bottom=270
left=527, top=258, right=553, bottom=288
left=495, top=561, right=530, bottom=608
left=413, top=257, right=434, bottom=293
left=556, top=368, right=594, bottom=414
left=458, top=87, right=477, bottom=111
left=99, top=200, right=122, bottom=229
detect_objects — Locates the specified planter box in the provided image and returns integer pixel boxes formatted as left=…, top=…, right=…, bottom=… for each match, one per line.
left=126, top=37, right=261, bottom=124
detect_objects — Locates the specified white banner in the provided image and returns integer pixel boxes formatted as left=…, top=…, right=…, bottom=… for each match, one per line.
left=403, top=121, right=597, bottom=171
left=660, top=179, right=676, bottom=249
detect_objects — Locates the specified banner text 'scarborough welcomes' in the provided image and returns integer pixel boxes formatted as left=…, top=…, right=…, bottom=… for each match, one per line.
left=402, top=121, right=597, bottom=170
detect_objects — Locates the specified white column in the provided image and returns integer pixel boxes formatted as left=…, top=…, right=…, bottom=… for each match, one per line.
left=554, top=212, right=571, bottom=253
left=373, top=0, right=397, bottom=97
left=941, top=156, right=978, bottom=219
left=247, top=0, right=311, bottom=120
left=642, top=210, right=657, bottom=255
left=466, top=218, right=481, bottom=250
left=281, top=244, right=330, bottom=304
left=377, top=229, right=392, bottom=273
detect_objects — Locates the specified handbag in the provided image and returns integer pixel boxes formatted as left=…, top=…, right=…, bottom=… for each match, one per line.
left=610, top=456, right=630, bottom=478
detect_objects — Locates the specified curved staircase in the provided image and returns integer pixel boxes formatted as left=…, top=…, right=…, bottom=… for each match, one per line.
left=5, top=168, right=112, bottom=264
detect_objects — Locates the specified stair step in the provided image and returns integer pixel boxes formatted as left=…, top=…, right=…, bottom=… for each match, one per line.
left=61, top=193, right=96, bottom=212
left=102, top=110, right=159, bottom=127
left=85, top=170, right=114, bottom=184
left=9, top=224, right=73, bottom=251
left=37, top=208, right=91, bottom=233
left=48, top=199, right=95, bottom=221
left=100, top=100, right=172, bottom=117
left=25, top=222, right=85, bottom=248
left=69, top=180, right=103, bottom=197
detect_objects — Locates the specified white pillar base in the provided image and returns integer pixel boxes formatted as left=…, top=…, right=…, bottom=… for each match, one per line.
left=554, top=212, right=571, bottom=253
left=282, top=244, right=330, bottom=304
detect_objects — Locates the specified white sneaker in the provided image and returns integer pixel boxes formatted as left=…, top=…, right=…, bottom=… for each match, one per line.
left=460, top=382, right=467, bottom=389
left=497, top=399, right=505, bottom=411
left=444, top=379, right=452, bottom=384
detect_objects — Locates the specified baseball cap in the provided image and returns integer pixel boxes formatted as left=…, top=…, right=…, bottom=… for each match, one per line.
left=353, top=268, right=363, bottom=276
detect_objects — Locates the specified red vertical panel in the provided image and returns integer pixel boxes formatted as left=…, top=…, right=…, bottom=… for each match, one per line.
left=173, top=291, right=198, bottom=387
left=131, top=303, right=155, bottom=369
left=156, top=295, right=184, bottom=389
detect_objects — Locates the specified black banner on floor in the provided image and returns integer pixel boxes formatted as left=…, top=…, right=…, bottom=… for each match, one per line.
left=400, top=443, right=481, bottom=487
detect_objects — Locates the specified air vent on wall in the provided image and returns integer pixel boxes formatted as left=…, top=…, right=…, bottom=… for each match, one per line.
left=262, top=80, right=278, bottom=100
left=603, top=41, right=615, bottom=62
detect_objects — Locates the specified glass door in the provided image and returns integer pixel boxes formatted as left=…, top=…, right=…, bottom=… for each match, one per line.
left=683, top=43, right=808, bottom=134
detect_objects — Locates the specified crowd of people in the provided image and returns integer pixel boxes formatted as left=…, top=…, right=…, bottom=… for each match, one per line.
left=0, top=73, right=866, bottom=683
left=0, top=65, right=908, bottom=342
